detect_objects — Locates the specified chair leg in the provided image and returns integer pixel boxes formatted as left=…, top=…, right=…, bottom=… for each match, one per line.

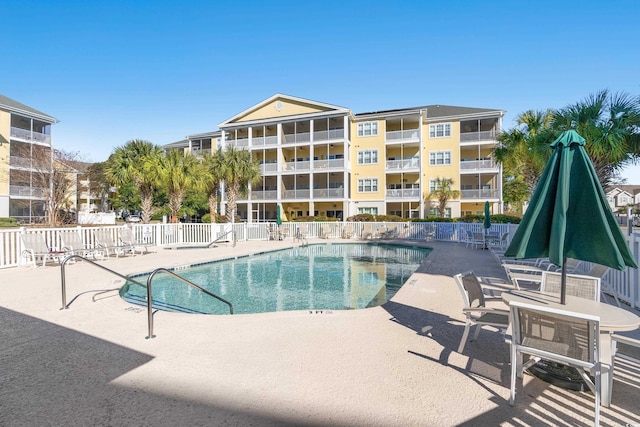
left=510, top=345, right=517, bottom=405
left=458, top=323, right=472, bottom=353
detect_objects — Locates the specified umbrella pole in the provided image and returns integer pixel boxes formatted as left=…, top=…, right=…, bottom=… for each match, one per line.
left=560, top=256, right=567, bottom=305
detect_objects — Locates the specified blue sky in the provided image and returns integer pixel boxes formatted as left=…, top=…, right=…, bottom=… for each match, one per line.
left=3, top=0, right=640, bottom=182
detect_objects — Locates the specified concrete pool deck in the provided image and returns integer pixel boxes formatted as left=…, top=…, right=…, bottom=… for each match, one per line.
left=1, top=238, right=639, bottom=426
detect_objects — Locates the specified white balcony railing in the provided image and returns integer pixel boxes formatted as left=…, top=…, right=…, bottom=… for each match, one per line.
left=10, top=127, right=51, bottom=145
left=312, top=188, right=345, bottom=198
left=313, top=129, right=344, bottom=141
left=460, top=159, right=497, bottom=171
left=250, top=190, right=278, bottom=200
left=460, top=189, right=500, bottom=199
left=282, top=132, right=311, bottom=144
left=282, top=160, right=311, bottom=172
left=313, top=159, right=345, bottom=170
left=9, top=156, right=32, bottom=168
left=259, top=163, right=278, bottom=173
left=385, top=129, right=419, bottom=141
left=460, top=130, right=498, bottom=143
left=386, top=158, right=420, bottom=171
left=385, top=189, right=421, bottom=199
left=226, top=137, right=249, bottom=148
left=9, top=185, right=47, bottom=198
left=251, top=135, right=278, bottom=147
left=283, top=189, right=311, bottom=199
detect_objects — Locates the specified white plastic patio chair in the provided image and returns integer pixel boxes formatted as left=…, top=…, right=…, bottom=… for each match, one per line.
left=540, top=271, right=601, bottom=302
left=94, top=228, right=128, bottom=258
left=119, top=227, right=147, bottom=255
left=59, top=230, right=103, bottom=259
left=20, top=233, right=64, bottom=267
left=454, top=271, right=510, bottom=353
left=508, top=300, right=603, bottom=427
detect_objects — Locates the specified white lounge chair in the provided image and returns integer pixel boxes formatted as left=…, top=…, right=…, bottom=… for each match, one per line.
left=20, top=233, right=64, bottom=267
left=94, top=229, right=128, bottom=258
left=59, top=230, right=103, bottom=259
left=119, top=227, right=147, bottom=255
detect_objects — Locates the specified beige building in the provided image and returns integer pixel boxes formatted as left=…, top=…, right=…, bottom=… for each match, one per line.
left=166, top=94, right=505, bottom=222
left=0, top=94, right=57, bottom=222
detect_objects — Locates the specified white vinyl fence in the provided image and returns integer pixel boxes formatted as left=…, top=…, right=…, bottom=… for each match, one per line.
left=1, top=222, right=639, bottom=309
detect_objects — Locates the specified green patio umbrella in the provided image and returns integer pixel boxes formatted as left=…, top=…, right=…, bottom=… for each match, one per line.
left=504, top=130, right=637, bottom=304
left=276, top=205, right=282, bottom=226
left=483, top=201, right=491, bottom=231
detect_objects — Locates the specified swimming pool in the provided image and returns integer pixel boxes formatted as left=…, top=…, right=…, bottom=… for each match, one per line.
left=121, top=243, right=431, bottom=315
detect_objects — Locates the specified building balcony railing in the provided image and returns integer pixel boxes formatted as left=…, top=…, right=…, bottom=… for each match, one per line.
left=386, top=158, right=420, bottom=171
left=312, top=188, right=344, bottom=198
left=282, top=132, right=311, bottom=144
left=9, top=156, right=32, bottom=168
left=385, top=129, right=419, bottom=142
left=460, top=159, right=498, bottom=172
left=9, top=185, right=46, bottom=198
left=250, top=190, right=278, bottom=200
left=259, top=163, right=278, bottom=173
left=226, top=137, right=249, bottom=148
left=10, top=127, right=52, bottom=145
left=313, top=129, right=344, bottom=142
left=460, top=130, right=498, bottom=143
left=283, top=160, right=311, bottom=172
left=313, top=159, right=344, bottom=170
left=460, top=189, right=500, bottom=199
left=385, top=188, right=421, bottom=199
left=283, top=189, right=311, bottom=199
left=251, top=135, right=278, bottom=147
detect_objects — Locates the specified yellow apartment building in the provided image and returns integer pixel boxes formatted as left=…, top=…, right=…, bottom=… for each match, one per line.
left=166, top=94, right=505, bottom=222
left=0, top=94, right=57, bottom=222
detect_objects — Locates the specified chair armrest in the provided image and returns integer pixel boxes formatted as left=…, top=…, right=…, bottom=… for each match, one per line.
left=611, top=333, right=640, bottom=348
left=462, top=307, right=509, bottom=315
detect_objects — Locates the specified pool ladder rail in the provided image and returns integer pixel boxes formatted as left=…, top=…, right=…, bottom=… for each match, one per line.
left=60, top=255, right=233, bottom=340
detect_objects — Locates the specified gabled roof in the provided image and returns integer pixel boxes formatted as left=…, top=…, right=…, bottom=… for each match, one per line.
left=355, top=104, right=505, bottom=121
left=0, top=94, right=57, bottom=123
left=218, top=94, right=351, bottom=128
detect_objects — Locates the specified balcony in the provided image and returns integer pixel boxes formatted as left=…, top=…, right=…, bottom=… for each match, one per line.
left=313, top=159, right=344, bottom=170
left=283, top=189, right=311, bottom=199
left=251, top=135, right=278, bottom=147
left=460, top=131, right=498, bottom=143
left=460, top=189, right=500, bottom=199
left=226, top=137, right=249, bottom=148
left=385, top=129, right=419, bottom=142
left=259, top=163, right=278, bottom=173
left=282, top=160, right=311, bottom=172
left=386, top=158, right=420, bottom=172
left=282, top=132, right=311, bottom=144
left=385, top=189, right=421, bottom=199
left=460, top=159, right=498, bottom=173
left=9, top=185, right=46, bottom=198
left=312, top=188, right=344, bottom=199
left=9, top=156, right=32, bottom=168
left=250, top=190, right=278, bottom=200
left=313, top=129, right=344, bottom=142
left=10, top=127, right=51, bottom=145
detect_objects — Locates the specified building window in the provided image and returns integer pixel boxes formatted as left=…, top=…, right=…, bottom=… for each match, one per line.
left=429, top=123, right=451, bottom=138
left=429, top=207, right=452, bottom=218
left=357, top=207, right=378, bottom=215
left=357, top=178, right=378, bottom=193
left=429, top=151, right=451, bottom=166
left=357, top=150, right=378, bottom=164
left=357, top=121, right=378, bottom=137
left=429, top=179, right=442, bottom=192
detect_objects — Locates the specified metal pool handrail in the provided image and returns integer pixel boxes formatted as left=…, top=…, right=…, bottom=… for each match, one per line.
left=145, top=268, right=233, bottom=339
left=207, top=230, right=236, bottom=248
left=60, top=254, right=146, bottom=310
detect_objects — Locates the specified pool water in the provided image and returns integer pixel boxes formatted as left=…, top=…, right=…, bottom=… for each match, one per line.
left=121, top=243, right=431, bottom=315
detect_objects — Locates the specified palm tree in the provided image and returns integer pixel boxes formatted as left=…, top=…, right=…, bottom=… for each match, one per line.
left=426, top=177, right=460, bottom=218
left=494, top=109, right=554, bottom=197
left=161, top=150, right=202, bottom=223
left=551, top=89, right=640, bottom=189
left=106, top=140, right=163, bottom=223
left=201, top=151, right=222, bottom=221
left=215, top=146, right=261, bottom=223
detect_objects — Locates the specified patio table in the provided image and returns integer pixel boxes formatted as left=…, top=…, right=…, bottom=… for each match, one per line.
left=502, top=289, right=640, bottom=407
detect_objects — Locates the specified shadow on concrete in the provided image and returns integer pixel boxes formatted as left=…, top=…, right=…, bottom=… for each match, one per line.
left=0, top=307, right=304, bottom=426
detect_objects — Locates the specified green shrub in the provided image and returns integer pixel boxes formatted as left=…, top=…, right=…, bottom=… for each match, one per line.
left=201, top=213, right=211, bottom=223
left=346, top=213, right=374, bottom=222
left=374, top=214, right=404, bottom=222
left=0, top=217, right=19, bottom=227
left=411, top=216, right=456, bottom=223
